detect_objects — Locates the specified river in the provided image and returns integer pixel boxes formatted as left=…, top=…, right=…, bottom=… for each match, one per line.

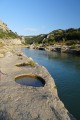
left=22, top=48, right=80, bottom=120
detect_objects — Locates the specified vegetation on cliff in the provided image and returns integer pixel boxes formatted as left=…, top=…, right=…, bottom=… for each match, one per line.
left=24, top=28, right=80, bottom=45
left=0, top=30, right=20, bottom=39
left=0, top=20, right=20, bottom=39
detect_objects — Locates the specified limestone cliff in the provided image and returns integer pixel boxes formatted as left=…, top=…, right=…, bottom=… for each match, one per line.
left=0, top=20, right=22, bottom=45
left=0, top=20, right=10, bottom=32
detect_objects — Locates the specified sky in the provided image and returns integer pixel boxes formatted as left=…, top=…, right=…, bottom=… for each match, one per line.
left=0, top=0, right=80, bottom=36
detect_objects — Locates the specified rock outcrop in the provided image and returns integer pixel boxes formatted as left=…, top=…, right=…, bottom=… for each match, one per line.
left=0, top=46, right=76, bottom=120
left=0, top=20, right=10, bottom=32
left=0, top=19, right=77, bottom=120
left=0, top=19, right=22, bottom=45
left=3, top=38, right=22, bottom=45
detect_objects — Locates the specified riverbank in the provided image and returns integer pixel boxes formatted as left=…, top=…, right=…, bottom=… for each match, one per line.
left=0, top=45, right=76, bottom=120
left=25, top=44, right=80, bottom=55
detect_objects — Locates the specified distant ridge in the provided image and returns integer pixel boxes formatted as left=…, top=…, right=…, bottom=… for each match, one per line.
left=24, top=28, right=80, bottom=45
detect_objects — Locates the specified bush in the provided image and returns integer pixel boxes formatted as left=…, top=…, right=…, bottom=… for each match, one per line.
left=0, top=30, right=19, bottom=39
left=24, top=28, right=80, bottom=45
left=65, top=40, right=80, bottom=45
left=16, top=61, right=36, bottom=67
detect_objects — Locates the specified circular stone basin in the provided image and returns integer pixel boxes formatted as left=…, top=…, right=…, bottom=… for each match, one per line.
left=15, top=75, right=45, bottom=87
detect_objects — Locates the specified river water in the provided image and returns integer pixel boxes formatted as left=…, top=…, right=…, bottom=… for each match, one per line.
left=22, top=48, right=80, bottom=120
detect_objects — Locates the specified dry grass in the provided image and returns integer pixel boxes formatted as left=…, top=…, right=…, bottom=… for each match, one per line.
left=16, top=60, right=36, bottom=67
left=27, top=60, right=36, bottom=67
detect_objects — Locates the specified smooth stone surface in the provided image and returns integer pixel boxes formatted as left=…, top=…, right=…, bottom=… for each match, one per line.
left=0, top=46, right=76, bottom=120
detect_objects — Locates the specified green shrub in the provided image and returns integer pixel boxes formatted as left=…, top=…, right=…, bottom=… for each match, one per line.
left=16, top=61, right=36, bottom=67
left=65, top=40, right=80, bottom=45
left=0, top=30, right=19, bottom=39
left=54, top=85, right=57, bottom=89
left=24, top=28, right=80, bottom=45
left=27, top=60, right=36, bottom=67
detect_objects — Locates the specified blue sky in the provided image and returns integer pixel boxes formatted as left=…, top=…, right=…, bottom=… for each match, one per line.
left=0, top=0, right=80, bottom=35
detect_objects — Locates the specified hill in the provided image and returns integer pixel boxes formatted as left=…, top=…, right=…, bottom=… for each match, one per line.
left=0, top=20, right=20, bottom=39
left=24, top=28, right=80, bottom=45
left=0, top=20, right=22, bottom=45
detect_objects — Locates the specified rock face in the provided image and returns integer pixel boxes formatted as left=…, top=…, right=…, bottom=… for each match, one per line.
left=0, top=53, right=4, bottom=58
left=0, top=20, right=22, bottom=45
left=0, top=20, right=10, bottom=32
left=0, top=38, right=22, bottom=46
left=38, top=47, right=45, bottom=50
left=0, top=47, right=76, bottom=120
left=3, top=38, right=22, bottom=45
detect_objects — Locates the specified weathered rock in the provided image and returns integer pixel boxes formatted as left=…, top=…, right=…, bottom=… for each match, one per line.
left=0, top=20, right=10, bottom=32
left=65, top=49, right=80, bottom=55
left=38, top=47, right=45, bottom=50
left=54, top=48, right=61, bottom=52
left=0, top=47, right=76, bottom=120
left=2, top=38, right=22, bottom=45
left=0, top=53, right=4, bottom=58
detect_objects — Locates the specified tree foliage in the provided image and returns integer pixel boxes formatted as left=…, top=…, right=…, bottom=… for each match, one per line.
left=0, top=30, right=20, bottom=39
left=24, top=28, right=80, bottom=45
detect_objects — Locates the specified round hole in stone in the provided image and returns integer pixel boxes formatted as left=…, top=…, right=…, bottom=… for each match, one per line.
left=15, top=74, right=45, bottom=87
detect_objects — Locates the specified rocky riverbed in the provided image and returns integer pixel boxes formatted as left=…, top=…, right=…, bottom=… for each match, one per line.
left=0, top=45, right=76, bottom=120
left=27, top=44, right=80, bottom=55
